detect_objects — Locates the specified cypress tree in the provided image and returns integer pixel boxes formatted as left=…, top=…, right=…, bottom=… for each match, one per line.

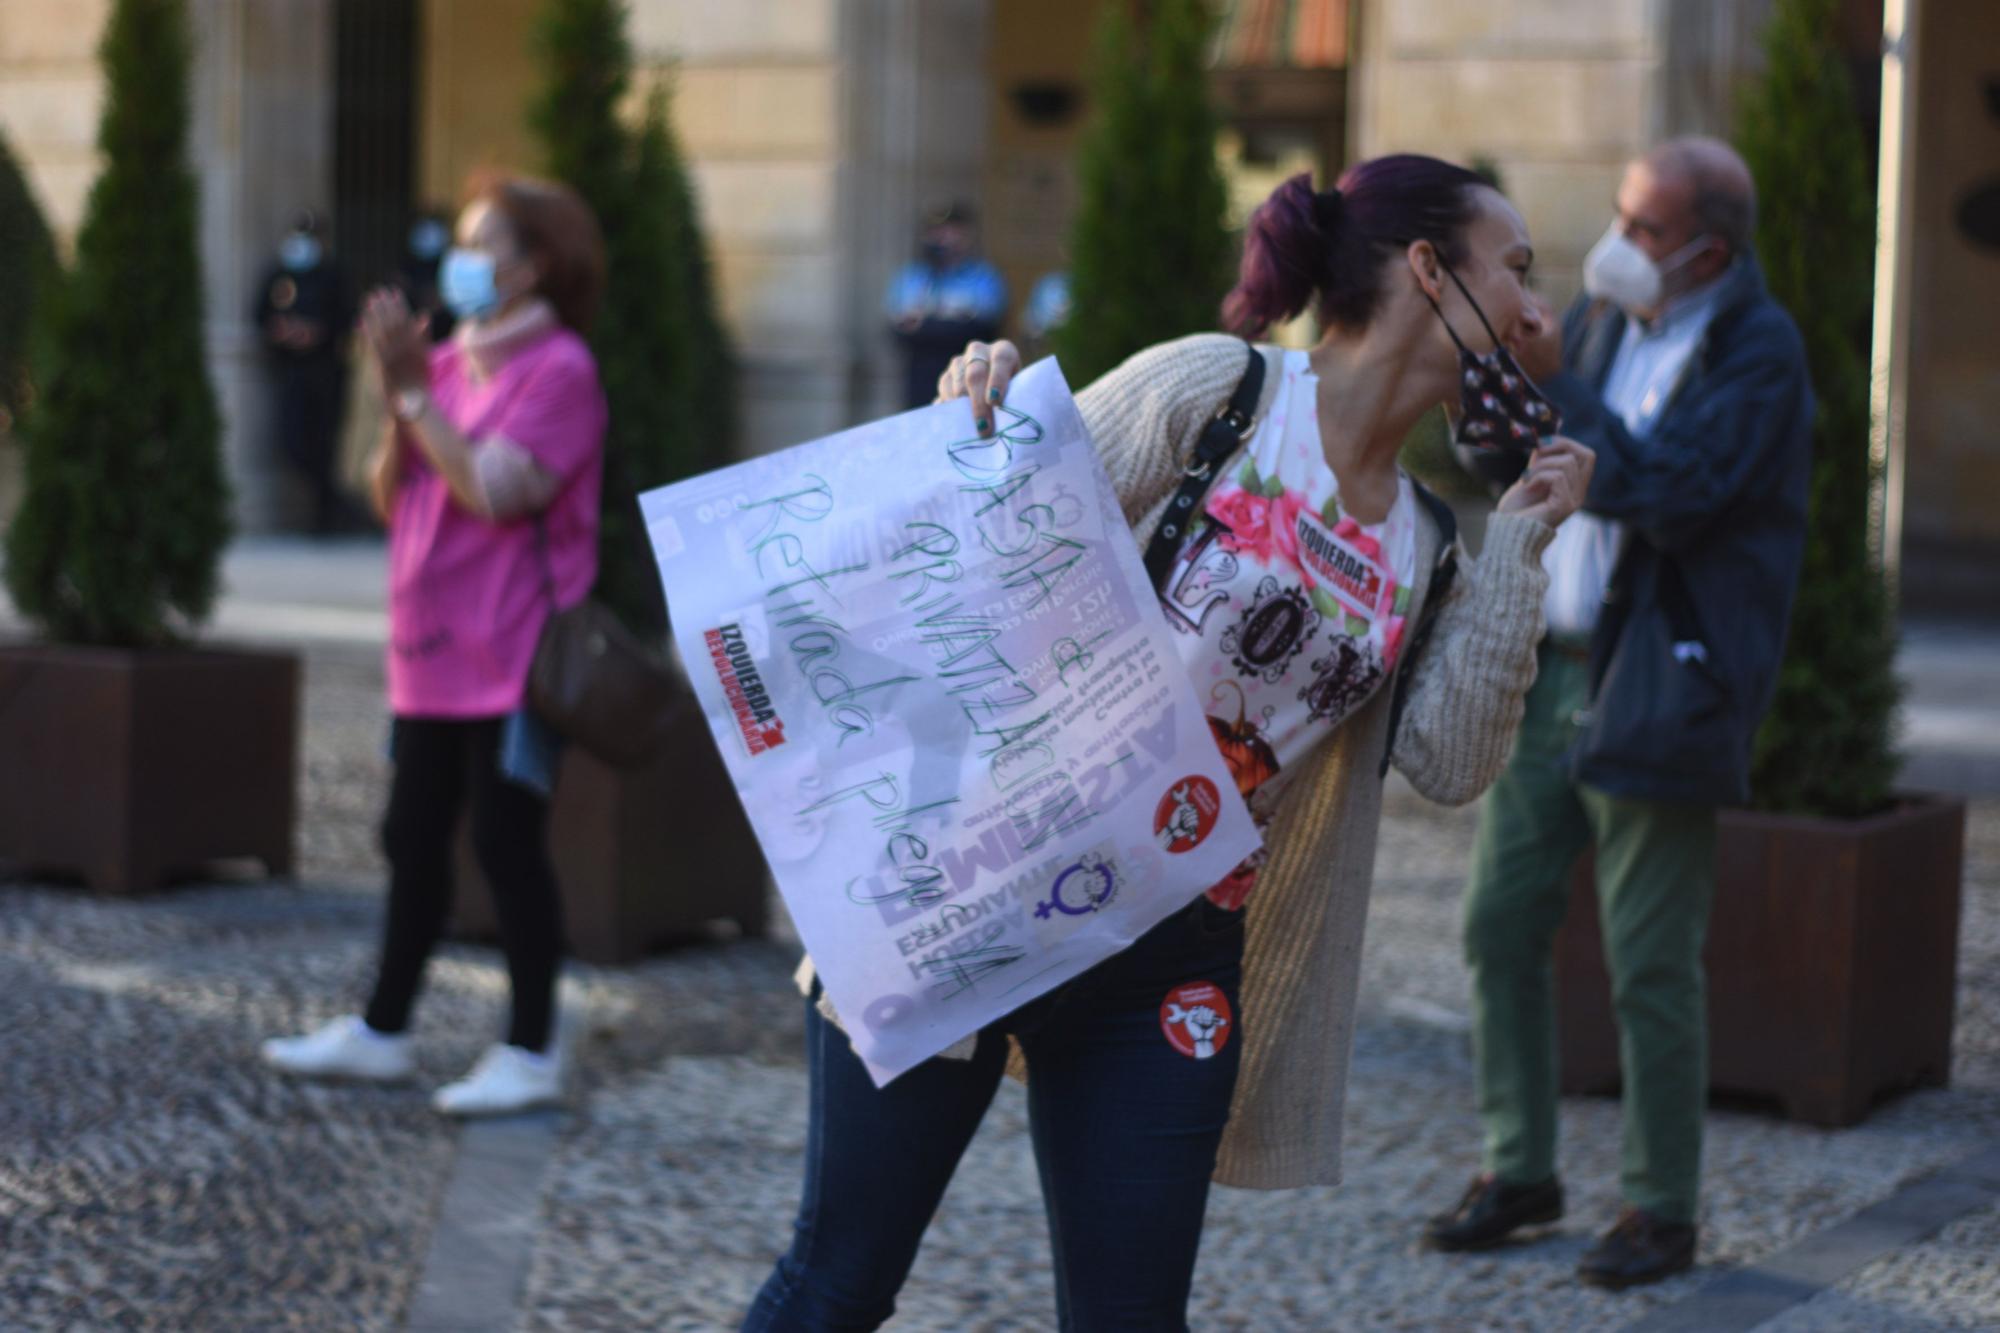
left=1054, top=0, right=1234, bottom=389
left=1738, top=0, right=1900, bottom=816
left=5, top=0, right=228, bottom=646
left=640, top=85, right=736, bottom=488
left=0, top=129, right=57, bottom=434
left=530, top=0, right=633, bottom=227
left=529, top=0, right=736, bottom=636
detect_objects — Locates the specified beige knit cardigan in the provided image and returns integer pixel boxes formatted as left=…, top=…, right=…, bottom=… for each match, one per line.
left=808, top=333, right=1554, bottom=1191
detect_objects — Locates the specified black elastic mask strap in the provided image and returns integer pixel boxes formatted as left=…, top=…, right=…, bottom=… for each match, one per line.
left=1419, top=260, right=1478, bottom=361
left=1441, top=262, right=1508, bottom=355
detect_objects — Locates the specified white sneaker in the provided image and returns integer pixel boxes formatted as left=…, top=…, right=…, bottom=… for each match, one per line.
left=432, top=1043, right=563, bottom=1117
left=261, top=1015, right=416, bottom=1083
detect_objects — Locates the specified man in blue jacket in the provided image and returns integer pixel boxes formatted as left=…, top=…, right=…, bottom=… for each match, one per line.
left=1423, top=138, right=1814, bottom=1287
left=885, top=202, right=1008, bottom=410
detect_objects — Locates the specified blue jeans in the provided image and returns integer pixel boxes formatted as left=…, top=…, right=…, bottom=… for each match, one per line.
left=744, top=897, right=1247, bottom=1333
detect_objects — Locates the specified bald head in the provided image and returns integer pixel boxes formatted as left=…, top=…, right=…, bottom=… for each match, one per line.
left=1642, top=136, right=1757, bottom=258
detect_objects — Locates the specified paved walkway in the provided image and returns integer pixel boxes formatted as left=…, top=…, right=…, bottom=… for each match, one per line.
left=1900, top=620, right=2000, bottom=797
left=0, top=537, right=1996, bottom=1330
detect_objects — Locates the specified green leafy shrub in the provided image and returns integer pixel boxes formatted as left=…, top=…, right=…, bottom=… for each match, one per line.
left=1054, top=0, right=1234, bottom=389
left=530, top=0, right=737, bottom=637
left=1738, top=0, right=1901, bottom=816
left=0, top=129, right=57, bottom=434
left=5, top=0, right=229, bottom=646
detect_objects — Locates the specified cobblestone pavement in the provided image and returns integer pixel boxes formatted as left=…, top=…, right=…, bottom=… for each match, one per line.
left=3, top=634, right=1997, bottom=1331
left=514, top=785, right=2000, bottom=1333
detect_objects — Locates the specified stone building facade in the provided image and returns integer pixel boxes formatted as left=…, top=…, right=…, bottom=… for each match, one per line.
left=0, top=0, right=1991, bottom=610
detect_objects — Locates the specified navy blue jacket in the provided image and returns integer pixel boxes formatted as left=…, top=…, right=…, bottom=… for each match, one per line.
left=1542, top=257, right=1813, bottom=805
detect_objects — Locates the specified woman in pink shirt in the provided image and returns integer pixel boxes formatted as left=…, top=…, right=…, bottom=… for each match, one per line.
left=263, top=174, right=608, bottom=1116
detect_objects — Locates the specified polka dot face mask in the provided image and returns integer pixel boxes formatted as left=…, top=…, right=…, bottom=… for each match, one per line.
left=1425, top=263, right=1562, bottom=456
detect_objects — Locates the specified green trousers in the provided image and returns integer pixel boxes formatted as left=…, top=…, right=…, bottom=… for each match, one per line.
left=1463, top=642, right=1717, bottom=1224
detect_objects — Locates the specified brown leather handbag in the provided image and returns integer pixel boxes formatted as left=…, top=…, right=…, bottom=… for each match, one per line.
left=527, top=520, right=685, bottom=768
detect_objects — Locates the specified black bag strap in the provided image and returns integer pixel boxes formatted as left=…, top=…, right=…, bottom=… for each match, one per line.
left=1379, top=481, right=1460, bottom=778
left=1141, top=342, right=1266, bottom=589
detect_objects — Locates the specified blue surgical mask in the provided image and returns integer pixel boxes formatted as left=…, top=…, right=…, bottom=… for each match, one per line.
left=439, top=247, right=501, bottom=319
left=279, top=234, right=321, bottom=271
left=407, top=218, right=449, bottom=261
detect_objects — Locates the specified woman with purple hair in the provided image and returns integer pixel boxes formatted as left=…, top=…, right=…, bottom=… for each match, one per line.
left=744, top=156, right=1593, bottom=1332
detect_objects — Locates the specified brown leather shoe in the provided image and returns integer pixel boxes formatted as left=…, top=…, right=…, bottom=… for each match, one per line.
left=1577, top=1207, right=1697, bottom=1288
left=1422, top=1172, right=1564, bottom=1252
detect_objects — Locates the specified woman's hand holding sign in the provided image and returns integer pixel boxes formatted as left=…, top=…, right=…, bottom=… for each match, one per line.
left=937, top=339, right=1024, bottom=439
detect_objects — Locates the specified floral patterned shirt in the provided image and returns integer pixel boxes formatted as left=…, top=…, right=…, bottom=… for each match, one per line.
left=1158, top=349, right=1419, bottom=908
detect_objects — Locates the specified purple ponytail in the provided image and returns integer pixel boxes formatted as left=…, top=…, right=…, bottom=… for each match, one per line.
left=1221, top=174, right=1326, bottom=336
left=1222, top=155, right=1493, bottom=336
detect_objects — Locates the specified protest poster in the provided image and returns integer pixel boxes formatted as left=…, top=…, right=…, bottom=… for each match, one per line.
left=641, top=359, right=1259, bottom=1083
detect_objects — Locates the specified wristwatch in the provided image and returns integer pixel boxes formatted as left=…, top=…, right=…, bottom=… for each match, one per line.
left=392, top=387, right=429, bottom=424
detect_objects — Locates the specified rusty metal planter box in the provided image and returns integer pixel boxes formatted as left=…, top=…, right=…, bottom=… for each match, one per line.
left=0, top=642, right=300, bottom=893
left=1556, top=794, right=1966, bottom=1127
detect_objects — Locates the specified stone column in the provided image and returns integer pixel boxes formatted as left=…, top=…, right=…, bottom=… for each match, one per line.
left=629, top=0, right=849, bottom=457
left=1658, top=1, right=1780, bottom=140
left=836, top=0, right=994, bottom=426
left=189, top=0, right=336, bottom=533
left=1874, top=0, right=2000, bottom=609
left=629, top=0, right=991, bottom=457
left=1872, top=0, right=1920, bottom=582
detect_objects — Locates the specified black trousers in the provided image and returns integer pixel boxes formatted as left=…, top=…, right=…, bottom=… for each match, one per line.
left=364, top=718, right=562, bottom=1052
left=274, top=358, right=347, bottom=533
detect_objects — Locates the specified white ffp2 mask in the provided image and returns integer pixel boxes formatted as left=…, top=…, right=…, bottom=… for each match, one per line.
left=1581, top=224, right=1714, bottom=315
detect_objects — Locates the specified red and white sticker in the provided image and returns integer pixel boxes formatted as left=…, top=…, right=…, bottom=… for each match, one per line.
left=705, top=623, right=787, bottom=757
left=1295, top=511, right=1389, bottom=620
left=1160, top=981, right=1234, bottom=1060
left=1153, top=776, right=1221, bottom=854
